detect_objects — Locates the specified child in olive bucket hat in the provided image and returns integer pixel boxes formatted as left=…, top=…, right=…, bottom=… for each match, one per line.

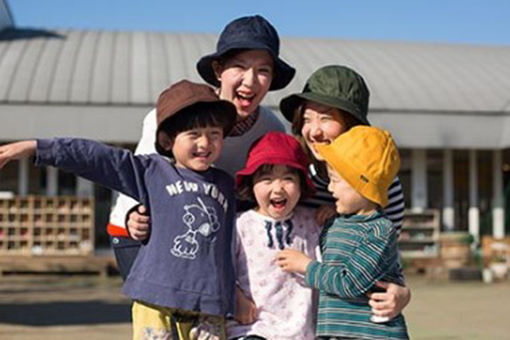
left=276, top=126, right=409, bottom=340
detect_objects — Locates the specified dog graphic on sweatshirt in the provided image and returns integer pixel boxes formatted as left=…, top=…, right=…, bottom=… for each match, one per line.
left=171, top=197, right=219, bottom=260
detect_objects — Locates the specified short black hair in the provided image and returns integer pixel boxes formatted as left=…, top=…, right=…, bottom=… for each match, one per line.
left=157, top=101, right=234, bottom=157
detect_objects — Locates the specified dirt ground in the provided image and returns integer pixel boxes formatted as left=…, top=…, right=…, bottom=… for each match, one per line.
left=0, top=273, right=509, bottom=340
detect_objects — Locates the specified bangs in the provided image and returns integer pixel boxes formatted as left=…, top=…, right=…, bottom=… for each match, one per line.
left=159, top=101, right=233, bottom=139
left=237, top=164, right=313, bottom=202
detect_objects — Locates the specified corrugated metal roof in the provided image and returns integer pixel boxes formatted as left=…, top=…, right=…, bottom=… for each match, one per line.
left=1, top=27, right=510, bottom=114
left=0, top=29, right=214, bottom=105
left=2, top=28, right=510, bottom=148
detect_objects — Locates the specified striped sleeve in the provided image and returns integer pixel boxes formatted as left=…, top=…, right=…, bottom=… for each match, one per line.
left=305, top=222, right=398, bottom=298
left=384, top=177, right=405, bottom=235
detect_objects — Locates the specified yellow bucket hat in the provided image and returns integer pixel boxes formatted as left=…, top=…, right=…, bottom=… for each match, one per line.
left=315, top=126, right=400, bottom=207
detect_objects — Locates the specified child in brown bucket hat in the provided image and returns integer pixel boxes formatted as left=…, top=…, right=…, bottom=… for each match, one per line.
left=277, top=126, right=409, bottom=340
left=0, top=80, right=239, bottom=340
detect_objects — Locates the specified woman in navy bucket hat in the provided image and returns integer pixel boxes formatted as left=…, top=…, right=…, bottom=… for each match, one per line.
left=107, top=12, right=295, bottom=323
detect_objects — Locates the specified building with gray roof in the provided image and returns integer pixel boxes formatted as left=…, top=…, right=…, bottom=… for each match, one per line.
left=1, top=3, right=509, bottom=247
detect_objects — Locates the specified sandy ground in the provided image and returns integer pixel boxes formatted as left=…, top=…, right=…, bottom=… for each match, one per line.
left=0, top=274, right=509, bottom=340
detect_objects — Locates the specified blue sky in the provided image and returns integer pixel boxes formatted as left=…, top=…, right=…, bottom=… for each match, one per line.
left=7, top=0, right=510, bottom=45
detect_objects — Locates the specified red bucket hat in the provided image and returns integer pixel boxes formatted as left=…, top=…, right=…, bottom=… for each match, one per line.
left=236, top=132, right=315, bottom=195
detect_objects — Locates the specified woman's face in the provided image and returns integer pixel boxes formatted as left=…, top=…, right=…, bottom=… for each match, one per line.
left=300, top=101, right=350, bottom=161
left=213, top=50, right=274, bottom=121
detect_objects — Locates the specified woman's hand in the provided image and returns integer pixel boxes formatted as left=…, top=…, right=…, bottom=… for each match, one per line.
left=126, top=205, right=150, bottom=241
left=276, top=249, right=312, bottom=274
left=366, top=281, right=411, bottom=319
left=234, top=285, right=257, bottom=325
left=0, top=141, right=37, bottom=169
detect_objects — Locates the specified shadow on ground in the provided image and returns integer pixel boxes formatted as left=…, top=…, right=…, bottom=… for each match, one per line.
left=0, top=300, right=131, bottom=326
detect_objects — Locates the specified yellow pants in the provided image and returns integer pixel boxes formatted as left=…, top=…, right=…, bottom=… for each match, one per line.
left=132, top=301, right=226, bottom=340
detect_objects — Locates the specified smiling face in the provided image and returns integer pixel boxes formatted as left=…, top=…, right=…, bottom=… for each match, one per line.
left=213, top=49, right=274, bottom=120
left=252, top=165, right=301, bottom=220
left=300, top=102, right=351, bottom=161
left=326, top=166, right=377, bottom=215
left=170, top=126, right=224, bottom=171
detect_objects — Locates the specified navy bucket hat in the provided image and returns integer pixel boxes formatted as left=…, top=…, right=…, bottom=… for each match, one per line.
left=196, top=15, right=295, bottom=91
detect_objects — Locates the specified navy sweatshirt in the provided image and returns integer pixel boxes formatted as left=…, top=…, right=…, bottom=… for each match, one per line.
left=36, top=138, right=236, bottom=316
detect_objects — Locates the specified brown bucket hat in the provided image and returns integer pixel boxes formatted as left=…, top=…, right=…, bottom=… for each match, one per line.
left=155, top=80, right=237, bottom=155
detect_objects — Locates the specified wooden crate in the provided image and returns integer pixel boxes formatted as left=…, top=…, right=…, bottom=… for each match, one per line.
left=481, top=236, right=510, bottom=266
left=398, top=209, right=440, bottom=259
left=0, top=196, right=94, bottom=256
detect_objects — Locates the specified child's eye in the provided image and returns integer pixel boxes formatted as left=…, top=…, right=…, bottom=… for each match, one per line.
left=210, top=131, right=222, bottom=138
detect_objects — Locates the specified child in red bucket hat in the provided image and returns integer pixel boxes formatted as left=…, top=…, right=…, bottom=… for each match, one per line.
left=227, top=131, right=319, bottom=340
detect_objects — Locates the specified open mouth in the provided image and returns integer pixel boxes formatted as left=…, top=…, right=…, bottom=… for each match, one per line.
left=193, top=151, right=211, bottom=159
left=236, top=92, right=256, bottom=108
left=270, top=198, right=287, bottom=210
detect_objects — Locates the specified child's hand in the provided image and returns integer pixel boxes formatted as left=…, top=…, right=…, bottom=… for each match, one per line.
left=315, top=204, right=337, bottom=226
left=276, top=249, right=312, bottom=274
left=126, top=205, right=150, bottom=241
left=0, top=141, right=37, bottom=169
left=366, top=281, right=410, bottom=319
left=234, top=285, right=257, bottom=325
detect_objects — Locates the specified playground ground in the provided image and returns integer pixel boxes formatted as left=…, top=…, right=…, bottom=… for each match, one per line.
left=0, top=273, right=509, bottom=340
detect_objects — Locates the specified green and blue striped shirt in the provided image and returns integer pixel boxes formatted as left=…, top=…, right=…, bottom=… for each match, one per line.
left=305, top=211, right=409, bottom=339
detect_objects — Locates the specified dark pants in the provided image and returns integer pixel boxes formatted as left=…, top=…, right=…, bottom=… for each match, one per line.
left=231, top=336, right=267, bottom=340
left=110, top=236, right=141, bottom=280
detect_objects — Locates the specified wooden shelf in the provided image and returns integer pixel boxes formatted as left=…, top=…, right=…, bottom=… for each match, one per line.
left=0, top=196, right=95, bottom=256
left=399, top=209, right=440, bottom=259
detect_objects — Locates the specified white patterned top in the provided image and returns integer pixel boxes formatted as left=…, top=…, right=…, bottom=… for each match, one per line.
left=227, top=206, right=321, bottom=340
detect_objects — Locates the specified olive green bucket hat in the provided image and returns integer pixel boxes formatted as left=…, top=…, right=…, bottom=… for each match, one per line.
left=280, top=65, right=370, bottom=125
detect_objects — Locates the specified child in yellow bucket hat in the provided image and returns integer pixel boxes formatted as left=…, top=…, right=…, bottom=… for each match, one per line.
left=276, top=126, right=409, bottom=340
